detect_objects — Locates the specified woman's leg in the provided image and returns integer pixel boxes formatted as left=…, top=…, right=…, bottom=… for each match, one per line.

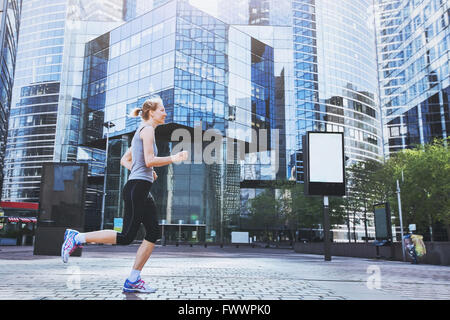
left=84, top=230, right=117, bottom=244
left=123, top=237, right=157, bottom=293
left=116, top=180, right=144, bottom=245
left=75, top=181, right=140, bottom=246
left=134, top=192, right=160, bottom=271
left=121, top=182, right=158, bottom=293
left=132, top=240, right=155, bottom=271
left=62, top=228, right=118, bottom=263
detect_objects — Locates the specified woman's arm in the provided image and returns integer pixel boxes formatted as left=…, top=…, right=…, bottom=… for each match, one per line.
left=120, top=147, right=132, bottom=170
left=141, top=126, right=188, bottom=167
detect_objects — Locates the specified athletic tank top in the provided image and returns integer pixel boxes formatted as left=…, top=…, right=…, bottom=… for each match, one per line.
left=128, top=123, right=158, bottom=183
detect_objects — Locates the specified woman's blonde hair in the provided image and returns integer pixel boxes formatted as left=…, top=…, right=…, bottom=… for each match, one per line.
left=129, top=96, right=163, bottom=120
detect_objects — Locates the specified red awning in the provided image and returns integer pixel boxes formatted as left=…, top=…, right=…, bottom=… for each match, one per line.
left=3, top=217, right=37, bottom=224
left=0, top=201, right=39, bottom=210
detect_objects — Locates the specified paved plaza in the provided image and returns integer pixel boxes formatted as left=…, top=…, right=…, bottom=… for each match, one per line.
left=0, top=244, right=449, bottom=300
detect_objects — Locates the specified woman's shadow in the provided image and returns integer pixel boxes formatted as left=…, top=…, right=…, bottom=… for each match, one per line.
left=122, top=292, right=143, bottom=300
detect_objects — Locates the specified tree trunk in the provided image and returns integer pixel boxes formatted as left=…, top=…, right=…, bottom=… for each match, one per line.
left=289, top=229, right=294, bottom=246
left=364, top=199, right=368, bottom=243
left=428, top=214, right=434, bottom=242
left=346, top=209, right=351, bottom=243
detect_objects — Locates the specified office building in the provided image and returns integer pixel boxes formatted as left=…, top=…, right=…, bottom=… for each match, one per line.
left=0, top=0, right=22, bottom=197
left=82, top=0, right=280, bottom=241
left=375, top=0, right=449, bottom=155
left=2, top=0, right=123, bottom=203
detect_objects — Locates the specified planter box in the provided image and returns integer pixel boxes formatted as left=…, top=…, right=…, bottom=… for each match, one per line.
left=294, top=241, right=450, bottom=265
left=0, top=238, right=17, bottom=246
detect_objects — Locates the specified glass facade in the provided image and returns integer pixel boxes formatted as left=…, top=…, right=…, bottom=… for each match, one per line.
left=3, top=0, right=67, bottom=202
left=231, top=25, right=296, bottom=223
left=0, top=0, right=22, bottom=198
left=0, top=0, right=443, bottom=243
left=217, top=0, right=292, bottom=26
left=123, top=0, right=164, bottom=21
left=83, top=0, right=279, bottom=241
left=293, top=0, right=382, bottom=183
left=218, top=0, right=382, bottom=177
left=232, top=25, right=296, bottom=181
left=2, top=0, right=124, bottom=203
left=375, top=0, right=449, bottom=155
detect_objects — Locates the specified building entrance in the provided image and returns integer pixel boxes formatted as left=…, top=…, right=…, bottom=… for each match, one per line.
left=160, top=223, right=206, bottom=245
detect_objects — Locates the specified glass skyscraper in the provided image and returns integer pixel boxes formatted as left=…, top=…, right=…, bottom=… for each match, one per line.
left=83, top=0, right=280, bottom=241
left=292, top=0, right=382, bottom=182
left=123, top=0, right=157, bottom=21
left=214, top=0, right=382, bottom=241
left=0, top=0, right=22, bottom=198
left=229, top=25, right=296, bottom=218
left=215, top=0, right=296, bottom=181
left=217, top=0, right=292, bottom=26
left=375, top=0, right=449, bottom=155
left=217, top=0, right=382, bottom=179
left=2, top=0, right=123, bottom=203
left=3, top=0, right=429, bottom=242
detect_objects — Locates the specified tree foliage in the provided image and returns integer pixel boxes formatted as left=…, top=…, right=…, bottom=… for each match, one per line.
left=246, top=139, right=450, bottom=242
left=376, top=139, right=450, bottom=239
left=248, top=190, right=281, bottom=231
left=248, top=184, right=346, bottom=243
left=345, top=159, right=385, bottom=241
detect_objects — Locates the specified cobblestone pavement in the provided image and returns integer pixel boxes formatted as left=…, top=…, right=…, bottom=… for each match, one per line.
left=0, top=244, right=449, bottom=300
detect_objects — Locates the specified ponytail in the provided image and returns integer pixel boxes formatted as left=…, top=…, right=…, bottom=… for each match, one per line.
left=129, top=107, right=142, bottom=118
left=128, top=96, right=163, bottom=120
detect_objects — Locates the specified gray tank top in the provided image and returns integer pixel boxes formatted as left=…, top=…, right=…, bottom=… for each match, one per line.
left=128, top=123, right=158, bottom=183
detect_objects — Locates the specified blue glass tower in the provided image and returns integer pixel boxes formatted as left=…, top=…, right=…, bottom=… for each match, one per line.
left=375, top=0, right=449, bottom=155
left=83, top=0, right=278, bottom=241
left=0, top=0, right=22, bottom=198
left=3, top=0, right=124, bottom=203
left=292, top=0, right=382, bottom=183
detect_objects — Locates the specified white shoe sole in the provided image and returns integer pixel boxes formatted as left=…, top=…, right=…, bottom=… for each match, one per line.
left=123, top=287, right=157, bottom=293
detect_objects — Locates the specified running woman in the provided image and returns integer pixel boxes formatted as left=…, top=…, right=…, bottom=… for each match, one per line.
left=61, top=96, right=188, bottom=293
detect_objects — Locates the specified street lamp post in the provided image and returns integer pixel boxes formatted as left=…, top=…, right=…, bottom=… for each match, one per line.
left=396, top=179, right=406, bottom=262
left=100, top=121, right=115, bottom=230
left=323, top=195, right=331, bottom=261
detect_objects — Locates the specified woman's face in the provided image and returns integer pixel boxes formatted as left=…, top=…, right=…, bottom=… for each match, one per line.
left=151, top=104, right=167, bottom=125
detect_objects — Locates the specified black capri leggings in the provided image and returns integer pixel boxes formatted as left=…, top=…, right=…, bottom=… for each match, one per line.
left=116, top=179, right=160, bottom=245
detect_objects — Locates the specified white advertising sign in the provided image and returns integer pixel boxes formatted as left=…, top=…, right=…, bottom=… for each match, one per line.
left=309, top=133, right=344, bottom=183
left=231, top=232, right=249, bottom=244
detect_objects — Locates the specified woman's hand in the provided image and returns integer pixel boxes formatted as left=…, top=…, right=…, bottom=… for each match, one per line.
left=153, top=170, right=158, bottom=181
left=120, top=148, right=132, bottom=171
left=171, top=150, right=189, bottom=163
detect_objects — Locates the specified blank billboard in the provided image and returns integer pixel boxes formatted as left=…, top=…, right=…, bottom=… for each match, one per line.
left=309, top=133, right=344, bottom=183
left=303, top=132, right=345, bottom=196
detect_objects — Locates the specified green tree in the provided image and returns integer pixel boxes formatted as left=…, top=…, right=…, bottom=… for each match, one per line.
left=377, top=139, right=450, bottom=240
left=248, top=190, right=281, bottom=245
left=286, top=184, right=346, bottom=241
left=276, top=187, right=298, bottom=244
left=346, top=159, right=385, bottom=242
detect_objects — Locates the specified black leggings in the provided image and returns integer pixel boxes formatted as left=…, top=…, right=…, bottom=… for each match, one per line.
left=116, top=179, right=160, bottom=245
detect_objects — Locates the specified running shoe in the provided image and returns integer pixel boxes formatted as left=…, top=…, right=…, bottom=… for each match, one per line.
left=61, top=229, right=83, bottom=263
left=123, top=278, right=157, bottom=293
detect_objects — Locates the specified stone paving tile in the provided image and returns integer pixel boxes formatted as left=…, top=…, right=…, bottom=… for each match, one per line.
left=0, top=245, right=449, bottom=300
